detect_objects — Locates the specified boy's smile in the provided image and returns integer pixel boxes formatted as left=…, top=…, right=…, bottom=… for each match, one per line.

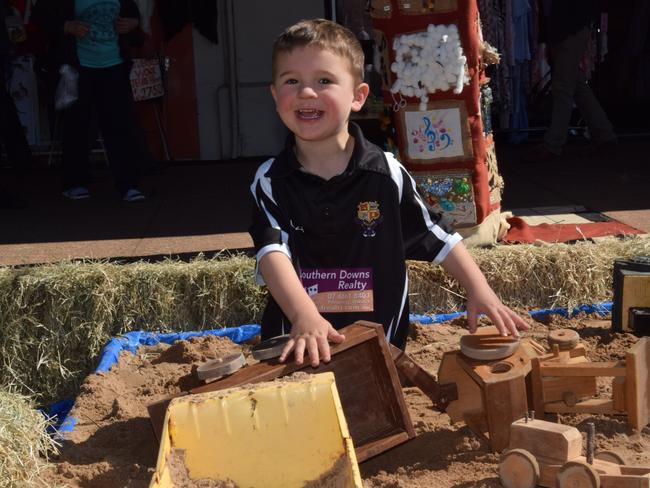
left=271, top=46, right=368, bottom=148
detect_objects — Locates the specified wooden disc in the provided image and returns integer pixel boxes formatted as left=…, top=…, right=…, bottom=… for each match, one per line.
left=460, top=327, right=520, bottom=361
left=498, top=448, right=540, bottom=488
left=594, top=450, right=626, bottom=465
left=557, top=460, right=601, bottom=488
left=548, top=329, right=580, bottom=350
left=196, top=353, right=246, bottom=381
left=251, top=334, right=291, bottom=361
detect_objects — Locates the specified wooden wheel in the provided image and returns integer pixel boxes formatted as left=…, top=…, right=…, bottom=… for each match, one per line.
left=499, top=448, right=540, bottom=488
left=594, top=450, right=626, bottom=465
left=460, top=327, right=520, bottom=361
left=196, top=353, right=246, bottom=381
left=557, top=460, right=600, bottom=488
left=548, top=329, right=580, bottom=350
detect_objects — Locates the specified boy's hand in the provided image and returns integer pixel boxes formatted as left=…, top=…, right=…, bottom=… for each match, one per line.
left=466, top=283, right=530, bottom=337
left=279, top=316, right=345, bottom=367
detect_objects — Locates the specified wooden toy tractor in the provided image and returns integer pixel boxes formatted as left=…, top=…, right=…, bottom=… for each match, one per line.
left=499, top=417, right=650, bottom=488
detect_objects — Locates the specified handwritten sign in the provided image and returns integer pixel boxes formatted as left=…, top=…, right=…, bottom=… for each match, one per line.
left=130, top=58, right=164, bottom=102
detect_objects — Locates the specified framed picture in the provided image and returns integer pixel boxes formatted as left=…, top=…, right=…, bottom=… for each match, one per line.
left=414, top=169, right=477, bottom=227
left=396, top=100, right=473, bottom=164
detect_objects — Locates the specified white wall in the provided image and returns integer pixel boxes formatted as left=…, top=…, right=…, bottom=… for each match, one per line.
left=192, top=0, right=326, bottom=159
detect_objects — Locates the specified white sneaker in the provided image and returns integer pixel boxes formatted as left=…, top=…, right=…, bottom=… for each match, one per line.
left=62, top=187, right=90, bottom=200
left=122, top=188, right=146, bottom=202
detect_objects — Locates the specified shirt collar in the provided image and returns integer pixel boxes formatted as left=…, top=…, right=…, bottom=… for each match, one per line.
left=265, top=122, right=388, bottom=178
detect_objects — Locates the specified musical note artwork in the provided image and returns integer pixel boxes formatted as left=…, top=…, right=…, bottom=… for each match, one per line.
left=397, top=101, right=472, bottom=164
left=405, top=106, right=463, bottom=159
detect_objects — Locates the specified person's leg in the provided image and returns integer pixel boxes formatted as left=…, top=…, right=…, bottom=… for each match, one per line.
left=573, top=67, right=616, bottom=146
left=543, top=27, right=591, bottom=154
left=61, top=67, right=92, bottom=191
left=0, top=63, right=32, bottom=167
left=93, top=63, right=144, bottom=197
left=0, top=86, right=32, bottom=166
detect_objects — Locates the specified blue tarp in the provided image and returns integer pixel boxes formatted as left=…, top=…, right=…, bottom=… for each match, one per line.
left=49, top=324, right=260, bottom=433
left=95, top=325, right=260, bottom=373
left=47, top=302, right=613, bottom=434
left=409, top=301, right=612, bottom=325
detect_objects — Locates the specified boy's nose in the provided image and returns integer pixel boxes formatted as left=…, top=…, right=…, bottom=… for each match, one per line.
left=298, top=85, right=317, bottom=98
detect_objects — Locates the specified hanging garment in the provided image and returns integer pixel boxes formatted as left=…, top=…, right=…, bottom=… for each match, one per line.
left=133, top=0, right=154, bottom=35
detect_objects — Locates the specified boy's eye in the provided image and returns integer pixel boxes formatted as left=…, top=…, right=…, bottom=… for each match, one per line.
left=285, top=78, right=298, bottom=85
left=319, top=78, right=332, bottom=85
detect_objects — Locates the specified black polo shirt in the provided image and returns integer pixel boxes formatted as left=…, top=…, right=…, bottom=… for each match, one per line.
left=249, top=122, right=462, bottom=348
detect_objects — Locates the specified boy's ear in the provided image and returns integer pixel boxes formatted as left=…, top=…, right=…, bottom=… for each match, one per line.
left=270, top=83, right=277, bottom=104
left=351, top=83, right=370, bottom=112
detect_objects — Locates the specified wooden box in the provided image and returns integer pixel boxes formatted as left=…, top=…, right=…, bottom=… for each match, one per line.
left=148, top=321, right=415, bottom=462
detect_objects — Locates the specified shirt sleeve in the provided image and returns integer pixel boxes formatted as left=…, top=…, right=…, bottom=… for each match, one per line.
left=384, top=152, right=462, bottom=263
left=248, top=159, right=292, bottom=285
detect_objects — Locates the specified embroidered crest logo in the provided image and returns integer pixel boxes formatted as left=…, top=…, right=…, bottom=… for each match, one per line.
left=357, top=201, right=383, bottom=237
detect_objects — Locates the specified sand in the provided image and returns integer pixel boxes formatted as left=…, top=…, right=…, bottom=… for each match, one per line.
left=42, top=315, right=650, bottom=487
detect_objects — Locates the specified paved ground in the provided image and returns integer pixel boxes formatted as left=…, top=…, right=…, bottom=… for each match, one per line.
left=0, top=136, right=648, bottom=266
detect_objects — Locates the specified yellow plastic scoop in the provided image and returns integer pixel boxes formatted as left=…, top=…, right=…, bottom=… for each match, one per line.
left=149, top=372, right=362, bottom=488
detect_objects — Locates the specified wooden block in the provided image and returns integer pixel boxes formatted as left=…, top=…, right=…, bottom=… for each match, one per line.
left=612, top=377, right=627, bottom=412
left=437, top=351, right=484, bottom=425
left=541, top=376, right=598, bottom=403
left=450, top=350, right=530, bottom=452
left=484, top=375, right=528, bottom=452
left=149, top=321, right=414, bottom=463
left=626, top=337, right=650, bottom=430
left=509, top=418, right=582, bottom=465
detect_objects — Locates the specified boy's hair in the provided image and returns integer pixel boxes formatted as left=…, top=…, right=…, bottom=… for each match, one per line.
left=272, top=19, right=365, bottom=84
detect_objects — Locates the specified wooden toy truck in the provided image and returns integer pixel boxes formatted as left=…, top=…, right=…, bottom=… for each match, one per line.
left=499, top=418, right=650, bottom=488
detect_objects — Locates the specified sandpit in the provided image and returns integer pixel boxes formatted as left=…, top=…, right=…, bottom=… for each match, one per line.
left=42, top=315, right=650, bottom=487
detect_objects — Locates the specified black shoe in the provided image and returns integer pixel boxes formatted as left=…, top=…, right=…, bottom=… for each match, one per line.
left=522, top=144, right=562, bottom=164
left=122, top=188, right=146, bottom=202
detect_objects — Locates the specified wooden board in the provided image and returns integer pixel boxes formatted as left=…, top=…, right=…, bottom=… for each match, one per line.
left=612, top=377, right=627, bottom=412
left=540, top=362, right=626, bottom=377
left=148, top=321, right=415, bottom=463
left=389, top=344, right=457, bottom=411
left=541, top=376, right=598, bottom=404
left=626, top=337, right=650, bottom=430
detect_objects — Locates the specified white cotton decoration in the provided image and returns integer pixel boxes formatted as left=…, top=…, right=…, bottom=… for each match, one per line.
left=389, top=23, right=469, bottom=109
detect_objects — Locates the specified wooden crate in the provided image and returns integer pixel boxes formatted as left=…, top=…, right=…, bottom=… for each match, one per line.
left=148, top=321, right=415, bottom=462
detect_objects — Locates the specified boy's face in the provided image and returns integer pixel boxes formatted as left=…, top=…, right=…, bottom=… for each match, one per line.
left=271, top=46, right=368, bottom=145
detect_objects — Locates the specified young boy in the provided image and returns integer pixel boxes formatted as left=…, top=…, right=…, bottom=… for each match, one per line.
left=249, top=19, right=529, bottom=367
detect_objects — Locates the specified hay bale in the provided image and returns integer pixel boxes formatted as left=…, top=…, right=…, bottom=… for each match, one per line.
left=0, top=254, right=266, bottom=403
left=1, top=237, right=648, bottom=404
left=0, top=386, right=59, bottom=488
left=408, top=237, right=650, bottom=314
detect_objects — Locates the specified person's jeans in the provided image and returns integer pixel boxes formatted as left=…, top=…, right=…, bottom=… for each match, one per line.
left=544, top=27, right=616, bottom=154
left=62, top=63, right=146, bottom=194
